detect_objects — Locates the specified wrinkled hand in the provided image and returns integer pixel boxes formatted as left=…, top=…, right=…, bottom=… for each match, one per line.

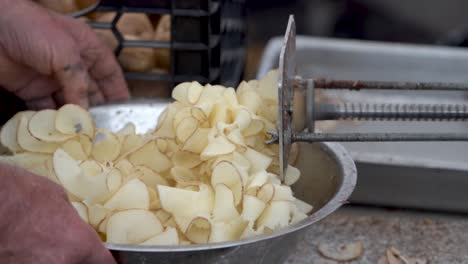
left=0, top=163, right=116, bottom=264
left=0, top=0, right=129, bottom=109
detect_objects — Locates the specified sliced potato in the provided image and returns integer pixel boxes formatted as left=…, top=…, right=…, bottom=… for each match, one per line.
left=176, top=117, right=198, bottom=143
left=256, top=201, right=290, bottom=230
left=106, top=209, right=163, bottom=244
left=211, top=161, right=243, bottom=206
left=257, top=69, right=278, bottom=102
left=17, top=115, right=59, bottom=153
left=209, top=218, right=248, bottom=243
left=91, top=129, right=121, bottom=163
left=293, top=198, right=313, bottom=214
left=134, top=165, right=169, bottom=188
left=243, top=148, right=272, bottom=173
left=140, top=227, right=179, bottom=246
left=257, top=183, right=275, bottom=204
left=106, top=168, right=123, bottom=193
left=212, top=184, right=239, bottom=222
left=29, top=110, right=74, bottom=142
left=79, top=160, right=103, bottom=177
left=201, top=136, right=236, bottom=160
left=128, top=141, right=172, bottom=173
left=104, top=178, right=150, bottom=210
left=185, top=217, right=211, bottom=244
left=285, top=165, right=300, bottom=186
left=317, top=241, right=364, bottom=262
left=84, top=202, right=110, bottom=228
left=182, top=128, right=210, bottom=154
left=172, top=151, right=202, bottom=169
left=62, top=138, right=88, bottom=160
left=55, top=104, right=95, bottom=137
left=116, top=122, right=136, bottom=138
left=0, top=111, right=34, bottom=153
left=241, top=195, right=266, bottom=224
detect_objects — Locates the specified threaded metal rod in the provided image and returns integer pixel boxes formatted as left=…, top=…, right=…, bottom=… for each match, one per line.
left=293, top=132, right=468, bottom=142
left=315, top=103, right=468, bottom=121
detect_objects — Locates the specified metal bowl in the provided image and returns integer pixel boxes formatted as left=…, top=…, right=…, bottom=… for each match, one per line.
left=89, top=99, right=357, bottom=264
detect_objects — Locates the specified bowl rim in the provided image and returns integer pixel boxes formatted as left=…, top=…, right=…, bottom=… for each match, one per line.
left=104, top=140, right=357, bottom=252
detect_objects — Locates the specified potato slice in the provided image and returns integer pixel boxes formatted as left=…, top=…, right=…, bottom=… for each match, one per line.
left=0, top=111, right=34, bottom=153
left=289, top=203, right=308, bottom=224
left=293, top=198, right=313, bottom=214
left=200, top=136, right=236, bottom=160
left=106, top=168, right=123, bottom=193
left=247, top=171, right=269, bottom=190
left=195, top=85, right=225, bottom=115
left=172, top=151, right=202, bottom=169
left=114, top=159, right=134, bottom=176
left=209, top=218, right=248, bottom=243
left=106, top=209, right=163, bottom=244
left=17, top=115, right=59, bottom=153
left=71, top=202, right=89, bottom=223
left=257, top=183, right=277, bottom=205
left=317, top=241, right=364, bottom=262
left=91, top=129, right=121, bottom=163
left=153, top=209, right=172, bottom=224
left=0, top=152, right=50, bottom=170
left=243, top=148, right=272, bottom=173
left=153, top=103, right=181, bottom=139
left=55, top=104, right=95, bottom=137
left=104, top=178, right=150, bottom=210
left=212, top=184, right=239, bottom=222
left=134, top=165, right=169, bottom=188
left=257, top=69, right=279, bottom=102
left=182, top=128, right=209, bottom=154
left=171, top=166, right=199, bottom=186
left=238, top=89, right=262, bottom=115
left=128, top=141, right=172, bottom=173
left=173, top=107, right=193, bottom=130
left=140, top=227, right=179, bottom=246
left=84, top=202, right=110, bottom=228
left=285, top=165, right=300, bottom=186
left=241, top=195, right=266, bottom=224
left=256, top=201, right=290, bottom=230
left=29, top=110, right=74, bottom=142
left=116, top=122, right=136, bottom=138
left=185, top=217, right=211, bottom=244
left=176, top=117, right=198, bottom=143
left=62, top=138, right=88, bottom=160
left=79, top=160, right=103, bottom=177
left=191, top=107, right=207, bottom=122
left=120, top=134, right=144, bottom=157
left=272, top=185, right=295, bottom=202
left=53, top=149, right=110, bottom=203
left=211, top=161, right=243, bottom=206
left=157, top=185, right=200, bottom=218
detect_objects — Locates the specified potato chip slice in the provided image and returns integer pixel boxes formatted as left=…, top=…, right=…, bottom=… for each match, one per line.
left=106, top=168, right=123, bottom=193
left=0, top=111, right=34, bottom=153
left=173, top=107, right=193, bottom=130
left=241, top=195, right=266, bottom=224
left=201, top=136, right=236, bottom=160
left=53, top=149, right=110, bottom=203
left=284, top=165, right=300, bottom=186
left=106, top=209, right=163, bottom=244
left=289, top=203, right=308, bottom=224
left=116, top=122, right=136, bottom=138
left=134, top=165, right=169, bottom=188
left=55, top=104, right=95, bottom=137
left=140, top=227, right=179, bottom=246
left=114, top=159, right=134, bottom=177
left=172, top=151, right=202, bottom=169
left=153, top=103, right=181, bottom=139
left=84, top=202, right=110, bottom=228
left=172, top=82, right=204, bottom=105
left=209, top=218, right=248, bottom=243
left=257, top=201, right=290, bottom=230
left=243, top=148, right=272, bottom=173
left=91, top=129, right=121, bottom=162
left=293, top=198, right=313, bottom=214
left=257, top=69, right=278, bottom=102
left=257, top=183, right=275, bottom=204
left=79, top=160, right=103, bottom=177
left=272, top=185, right=295, bottom=202
left=157, top=185, right=200, bottom=218
left=185, top=217, right=211, bottom=244
left=212, top=184, right=239, bottom=222
left=182, top=128, right=209, bottom=154
left=153, top=209, right=172, bottom=224
left=17, top=115, right=59, bottom=153
left=176, top=117, right=198, bottom=143
left=71, top=202, right=89, bottom=223
left=190, top=107, right=207, bottom=122
left=318, top=241, right=364, bottom=262
left=120, top=134, right=144, bottom=157
left=62, top=139, right=88, bottom=160
left=29, top=110, right=74, bottom=142
left=128, top=141, right=172, bottom=173
left=104, top=178, right=150, bottom=210
left=211, top=161, right=243, bottom=205
left=171, top=166, right=199, bottom=186
left=0, top=152, right=50, bottom=169
left=238, top=89, right=262, bottom=115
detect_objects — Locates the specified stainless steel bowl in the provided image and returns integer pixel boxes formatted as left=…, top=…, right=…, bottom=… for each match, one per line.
left=89, top=100, right=357, bottom=264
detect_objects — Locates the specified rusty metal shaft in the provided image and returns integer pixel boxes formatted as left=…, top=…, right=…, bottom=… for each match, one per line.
left=315, top=103, right=468, bottom=121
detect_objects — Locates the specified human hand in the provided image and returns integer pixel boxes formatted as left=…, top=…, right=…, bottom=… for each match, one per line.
left=0, top=163, right=116, bottom=264
left=0, top=0, right=129, bottom=110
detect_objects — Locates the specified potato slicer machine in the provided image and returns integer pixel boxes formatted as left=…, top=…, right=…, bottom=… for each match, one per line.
left=271, top=15, right=468, bottom=181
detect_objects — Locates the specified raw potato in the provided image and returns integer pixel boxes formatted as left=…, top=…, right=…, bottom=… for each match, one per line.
left=0, top=69, right=313, bottom=246
left=317, top=241, right=364, bottom=262
left=55, top=104, right=95, bottom=137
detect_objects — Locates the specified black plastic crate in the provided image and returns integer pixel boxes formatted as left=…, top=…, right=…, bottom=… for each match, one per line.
left=74, top=0, right=245, bottom=90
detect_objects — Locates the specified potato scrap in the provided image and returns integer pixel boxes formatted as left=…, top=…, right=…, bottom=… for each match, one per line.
left=317, top=241, right=364, bottom=262
left=0, top=69, right=313, bottom=246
